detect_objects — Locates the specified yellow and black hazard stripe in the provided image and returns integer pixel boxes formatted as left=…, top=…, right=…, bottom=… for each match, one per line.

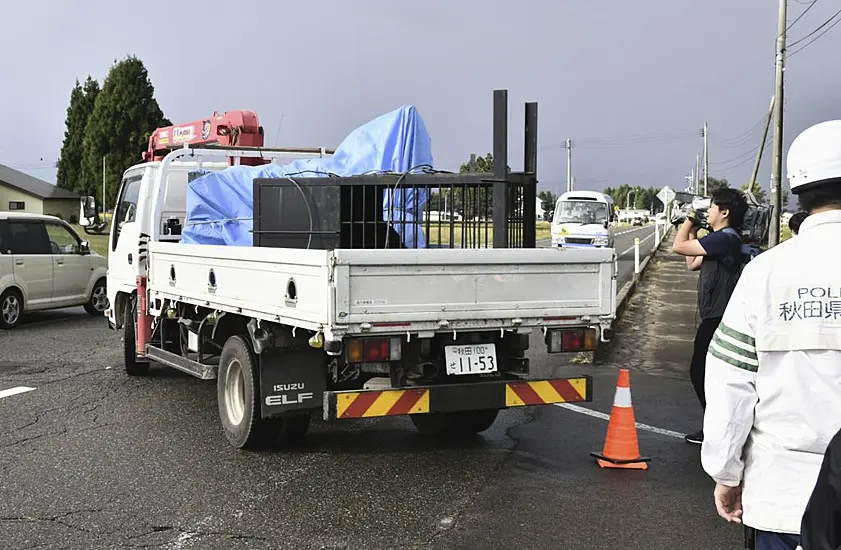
left=323, top=376, right=591, bottom=420
left=505, top=378, right=589, bottom=407
left=336, top=388, right=430, bottom=419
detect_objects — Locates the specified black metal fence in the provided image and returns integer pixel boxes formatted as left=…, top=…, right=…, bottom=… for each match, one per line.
left=252, top=90, right=539, bottom=250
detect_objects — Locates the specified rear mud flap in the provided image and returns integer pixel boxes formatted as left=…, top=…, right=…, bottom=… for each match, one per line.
left=259, top=347, right=326, bottom=418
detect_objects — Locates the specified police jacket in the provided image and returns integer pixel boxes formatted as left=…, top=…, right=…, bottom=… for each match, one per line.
left=700, top=210, right=841, bottom=534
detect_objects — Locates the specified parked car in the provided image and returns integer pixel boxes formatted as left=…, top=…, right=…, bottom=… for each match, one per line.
left=0, top=213, right=108, bottom=329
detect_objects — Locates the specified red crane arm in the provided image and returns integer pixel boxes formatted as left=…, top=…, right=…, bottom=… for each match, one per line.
left=143, top=110, right=265, bottom=163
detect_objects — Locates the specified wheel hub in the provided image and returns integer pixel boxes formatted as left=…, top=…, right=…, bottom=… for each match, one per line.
left=92, top=286, right=109, bottom=311
left=224, top=359, right=247, bottom=426
left=2, top=295, right=20, bottom=326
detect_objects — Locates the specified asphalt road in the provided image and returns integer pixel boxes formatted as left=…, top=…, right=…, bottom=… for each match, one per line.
left=0, top=228, right=740, bottom=550
left=539, top=223, right=661, bottom=290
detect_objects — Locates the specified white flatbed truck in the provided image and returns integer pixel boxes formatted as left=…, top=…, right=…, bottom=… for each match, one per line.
left=103, top=95, right=617, bottom=449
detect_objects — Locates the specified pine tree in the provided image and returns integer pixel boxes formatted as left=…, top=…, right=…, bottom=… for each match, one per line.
left=81, top=56, right=170, bottom=207
left=56, top=76, right=99, bottom=192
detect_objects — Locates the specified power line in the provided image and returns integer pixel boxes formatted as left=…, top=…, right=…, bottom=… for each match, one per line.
left=786, top=0, right=818, bottom=32
left=788, top=10, right=841, bottom=56
left=788, top=6, right=841, bottom=47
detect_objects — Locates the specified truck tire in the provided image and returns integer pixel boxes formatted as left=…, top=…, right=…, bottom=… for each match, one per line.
left=453, top=409, right=499, bottom=434
left=124, top=298, right=150, bottom=376
left=410, top=409, right=499, bottom=436
left=215, top=335, right=275, bottom=449
left=217, top=336, right=311, bottom=450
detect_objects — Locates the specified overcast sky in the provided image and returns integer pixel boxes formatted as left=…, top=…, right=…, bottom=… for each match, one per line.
left=1, top=0, right=839, bottom=197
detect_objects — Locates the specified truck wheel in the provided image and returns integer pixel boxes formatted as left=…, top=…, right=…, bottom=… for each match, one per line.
left=275, top=413, right=311, bottom=446
left=124, top=298, right=150, bottom=376
left=453, top=409, right=499, bottom=434
left=410, top=412, right=453, bottom=436
left=410, top=410, right=499, bottom=436
left=0, top=289, right=23, bottom=330
left=84, top=279, right=108, bottom=316
left=217, top=335, right=274, bottom=450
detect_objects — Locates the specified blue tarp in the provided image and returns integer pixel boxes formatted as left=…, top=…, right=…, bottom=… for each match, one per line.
left=181, top=105, right=433, bottom=248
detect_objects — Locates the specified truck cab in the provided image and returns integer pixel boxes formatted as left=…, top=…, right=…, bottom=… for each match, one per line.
left=550, top=191, right=615, bottom=249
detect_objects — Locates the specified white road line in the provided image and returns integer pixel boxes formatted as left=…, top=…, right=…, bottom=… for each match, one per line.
left=618, top=228, right=657, bottom=258
left=0, top=386, right=36, bottom=400
left=614, top=225, right=656, bottom=237
left=554, top=402, right=685, bottom=440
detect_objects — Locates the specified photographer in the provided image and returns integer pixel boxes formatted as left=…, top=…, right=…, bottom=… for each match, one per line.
left=671, top=188, right=748, bottom=445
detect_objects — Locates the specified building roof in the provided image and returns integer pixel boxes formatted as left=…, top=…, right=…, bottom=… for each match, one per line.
left=0, top=163, right=79, bottom=200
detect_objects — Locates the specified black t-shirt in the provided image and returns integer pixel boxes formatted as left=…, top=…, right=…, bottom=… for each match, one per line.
left=800, top=427, right=841, bottom=549
left=697, top=229, right=743, bottom=319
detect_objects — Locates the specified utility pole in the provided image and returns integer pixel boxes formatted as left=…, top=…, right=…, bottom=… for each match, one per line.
left=565, top=138, right=573, bottom=192
left=749, top=95, right=775, bottom=195
left=768, top=0, right=787, bottom=247
left=703, top=122, right=709, bottom=196
left=695, top=153, right=701, bottom=193
left=101, top=155, right=107, bottom=215
left=690, top=167, right=695, bottom=193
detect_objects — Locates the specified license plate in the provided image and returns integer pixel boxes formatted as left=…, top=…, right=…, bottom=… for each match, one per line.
left=445, top=343, right=498, bottom=376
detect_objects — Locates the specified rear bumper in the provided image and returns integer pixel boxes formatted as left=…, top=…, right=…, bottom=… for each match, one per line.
left=323, top=376, right=592, bottom=420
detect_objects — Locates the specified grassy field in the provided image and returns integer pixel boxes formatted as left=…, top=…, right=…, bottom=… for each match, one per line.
left=73, top=225, right=110, bottom=257
left=425, top=221, right=554, bottom=247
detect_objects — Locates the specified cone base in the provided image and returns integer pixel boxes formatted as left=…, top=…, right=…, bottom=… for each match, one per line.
left=596, top=458, right=648, bottom=470
left=590, top=451, right=650, bottom=470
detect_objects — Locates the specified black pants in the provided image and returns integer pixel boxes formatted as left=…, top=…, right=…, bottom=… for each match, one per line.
left=690, top=316, right=722, bottom=410
left=745, top=527, right=801, bottom=550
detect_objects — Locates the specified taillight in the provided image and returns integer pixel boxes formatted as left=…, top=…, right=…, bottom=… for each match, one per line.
left=546, top=328, right=598, bottom=353
left=346, top=338, right=402, bottom=362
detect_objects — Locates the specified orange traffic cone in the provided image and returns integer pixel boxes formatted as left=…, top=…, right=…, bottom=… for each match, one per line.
left=590, top=369, right=650, bottom=470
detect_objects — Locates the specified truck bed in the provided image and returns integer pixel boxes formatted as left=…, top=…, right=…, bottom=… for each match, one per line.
left=146, top=242, right=616, bottom=335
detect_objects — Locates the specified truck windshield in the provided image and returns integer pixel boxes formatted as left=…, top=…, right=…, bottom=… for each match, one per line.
left=554, top=200, right=608, bottom=224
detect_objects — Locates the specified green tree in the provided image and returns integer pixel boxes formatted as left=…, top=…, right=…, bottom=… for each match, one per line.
left=538, top=190, right=556, bottom=220
left=81, top=56, right=171, bottom=207
left=56, top=76, right=100, bottom=193
left=741, top=181, right=766, bottom=202
left=703, top=176, right=730, bottom=194
left=445, top=153, right=513, bottom=219
left=603, top=185, right=661, bottom=211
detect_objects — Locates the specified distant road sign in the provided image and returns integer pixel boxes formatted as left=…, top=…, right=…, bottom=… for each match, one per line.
left=657, top=186, right=676, bottom=206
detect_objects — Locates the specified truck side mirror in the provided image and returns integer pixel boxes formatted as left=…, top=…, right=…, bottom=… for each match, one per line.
left=79, top=196, right=97, bottom=225
left=79, top=240, right=91, bottom=255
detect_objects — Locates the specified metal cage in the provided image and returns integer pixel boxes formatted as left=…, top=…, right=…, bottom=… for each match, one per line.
left=252, top=90, right=539, bottom=250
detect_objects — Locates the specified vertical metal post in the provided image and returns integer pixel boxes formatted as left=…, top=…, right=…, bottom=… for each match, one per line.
left=102, top=155, right=107, bottom=216
left=565, top=138, right=573, bottom=192
left=703, top=122, right=709, bottom=196
left=522, top=101, right=538, bottom=248
left=634, top=237, right=641, bottom=277
left=493, top=89, right=509, bottom=248
left=654, top=221, right=660, bottom=248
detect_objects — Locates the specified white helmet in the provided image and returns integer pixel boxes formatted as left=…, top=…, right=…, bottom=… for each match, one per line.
left=786, top=120, right=841, bottom=194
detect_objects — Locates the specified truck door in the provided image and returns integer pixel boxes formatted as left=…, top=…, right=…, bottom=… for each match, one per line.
left=8, top=219, right=53, bottom=307
left=109, top=171, right=145, bottom=301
